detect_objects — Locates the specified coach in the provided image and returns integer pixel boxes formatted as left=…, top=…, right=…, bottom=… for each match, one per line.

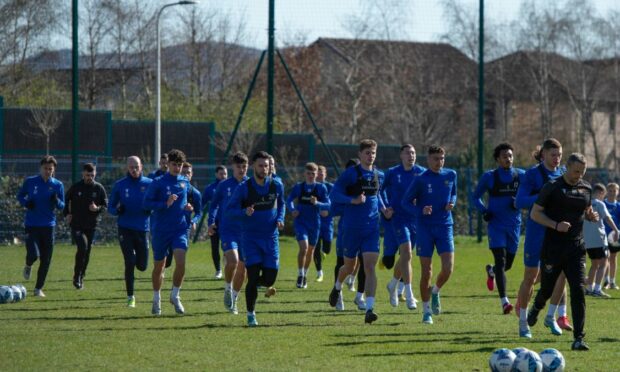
left=528, top=153, right=598, bottom=351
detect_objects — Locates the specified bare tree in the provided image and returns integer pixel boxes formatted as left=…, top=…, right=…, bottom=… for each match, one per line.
left=22, top=108, right=62, bottom=155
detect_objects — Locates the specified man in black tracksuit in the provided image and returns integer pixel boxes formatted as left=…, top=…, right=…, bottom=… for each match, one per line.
left=528, top=153, right=599, bottom=351
left=63, top=163, right=108, bottom=289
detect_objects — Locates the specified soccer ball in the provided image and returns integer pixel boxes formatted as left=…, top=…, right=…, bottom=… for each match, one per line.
left=17, top=284, right=27, bottom=300
left=489, top=348, right=516, bottom=372
left=512, top=347, right=530, bottom=359
left=539, top=348, right=565, bottom=372
left=0, top=286, right=13, bottom=304
left=512, top=349, right=543, bottom=372
left=608, top=231, right=619, bottom=245
left=10, top=285, right=22, bottom=302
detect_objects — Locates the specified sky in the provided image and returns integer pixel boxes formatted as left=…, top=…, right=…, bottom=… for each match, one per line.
left=196, top=0, right=619, bottom=49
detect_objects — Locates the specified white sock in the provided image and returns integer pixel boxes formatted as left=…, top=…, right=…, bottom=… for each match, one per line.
left=225, top=282, right=232, bottom=290
left=612, top=277, right=617, bottom=284
left=355, top=292, right=364, bottom=300
left=389, top=277, right=399, bottom=288
left=398, top=281, right=405, bottom=295
left=153, top=290, right=161, bottom=302
left=232, top=290, right=239, bottom=301
left=606, top=275, right=611, bottom=283
left=247, top=311, right=255, bottom=316
left=558, top=304, right=567, bottom=317
left=366, top=296, right=375, bottom=310
left=501, top=297, right=509, bottom=306
left=547, top=304, right=558, bottom=317
left=423, top=301, right=431, bottom=314
left=594, top=283, right=602, bottom=292
left=317, top=270, right=323, bottom=276
left=303, top=268, right=308, bottom=276
left=405, top=284, right=413, bottom=300
left=128, top=295, right=134, bottom=300
left=520, top=308, right=528, bottom=323
left=298, top=268, right=304, bottom=276
left=335, top=280, right=342, bottom=291
left=432, top=284, right=440, bottom=294
left=172, top=286, right=180, bottom=298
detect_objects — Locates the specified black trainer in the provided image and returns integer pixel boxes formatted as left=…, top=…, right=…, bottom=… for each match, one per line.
left=571, top=339, right=590, bottom=351
left=302, top=276, right=308, bottom=289
left=329, top=287, right=340, bottom=307
left=527, top=306, right=540, bottom=327
left=364, top=310, right=378, bottom=324
left=73, top=276, right=82, bottom=290
left=296, top=275, right=303, bottom=288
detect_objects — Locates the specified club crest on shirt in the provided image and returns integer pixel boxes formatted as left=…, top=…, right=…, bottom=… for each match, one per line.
left=427, top=183, right=433, bottom=193
left=34, top=185, right=38, bottom=194
left=227, top=187, right=231, bottom=196
left=397, top=174, right=401, bottom=183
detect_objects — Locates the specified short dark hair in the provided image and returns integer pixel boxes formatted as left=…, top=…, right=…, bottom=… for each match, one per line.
left=215, top=165, right=226, bottom=173
left=231, top=152, right=248, bottom=165
left=493, top=143, right=514, bottom=160
left=345, top=158, right=360, bottom=168
left=252, top=151, right=271, bottom=163
left=305, top=162, right=318, bottom=171
left=533, top=138, right=561, bottom=162
left=160, top=153, right=168, bottom=160
left=400, top=144, right=415, bottom=152
left=82, top=163, right=96, bottom=172
left=359, top=139, right=377, bottom=152
left=428, top=145, right=445, bottom=155
left=40, top=155, right=57, bottom=167
left=566, top=152, right=586, bottom=167
left=593, top=183, right=606, bottom=194
left=167, top=149, right=186, bottom=164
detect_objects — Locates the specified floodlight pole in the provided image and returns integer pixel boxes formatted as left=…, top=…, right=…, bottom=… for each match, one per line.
left=71, top=0, right=79, bottom=183
left=155, top=1, right=197, bottom=168
left=477, top=0, right=485, bottom=242
left=266, top=0, right=275, bottom=154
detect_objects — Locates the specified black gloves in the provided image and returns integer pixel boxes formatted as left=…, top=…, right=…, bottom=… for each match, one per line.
left=50, top=192, right=58, bottom=205
left=117, top=204, right=125, bottom=215
left=26, top=200, right=35, bottom=210
left=483, top=211, right=493, bottom=222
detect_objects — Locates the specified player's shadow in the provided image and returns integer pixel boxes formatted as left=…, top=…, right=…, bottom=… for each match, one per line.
left=598, top=337, right=620, bottom=343
left=331, top=330, right=485, bottom=337
left=354, top=346, right=497, bottom=358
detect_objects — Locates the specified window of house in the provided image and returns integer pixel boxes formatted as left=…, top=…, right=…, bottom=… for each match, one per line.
left=484, top=101, right=496, bottom=129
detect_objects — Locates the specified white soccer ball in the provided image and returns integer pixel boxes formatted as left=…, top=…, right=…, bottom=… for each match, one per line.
left=10, top=285, right=22, bottom=302
left=512, top=349, right=543, bottom=372
left=17, top=284, right=27, bottom=300
left=489, top=348, right=516, bottom=372
left=608, top=231, right=619, bottom=245
left=539, top=348, right=565, bottom=372
left=0, top=286, right=13, bottom=304
left=512, top=347, right=530, bottom=359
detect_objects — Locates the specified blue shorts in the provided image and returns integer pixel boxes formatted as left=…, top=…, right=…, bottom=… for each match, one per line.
left=382, top=219, right=399, bottom=257
left=335, top=220, right=345, bottom=258
left=243, top=235, right=279, bottom=269
left=319, top=218, right=334, bottom=241
left=523, top=219, right=545, bottom=268
left=391, top=217, right=416, bottom=246
left=152, top=230, right=188, bottom=261
left=416, top=224, right=454, bottom=258
left=221, top=232, right=245, bottom=262
left=294, top=221, right=319, bottom=247
left=342, top=227, right=380, bottom=259
left=488, top=224, right=520, bottom=254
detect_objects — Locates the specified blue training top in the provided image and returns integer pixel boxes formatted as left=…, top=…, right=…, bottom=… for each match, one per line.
left=143, top=172, right=191, bottom=233
left=17, top=175, right=65, bottom=227
left=472, top=167, right=525, bottom=227
left=186, top=185, right=202, bottom=226
left=603, top=199, right=620, bottom=235
left=320, top=182, right=335, bottom=227
left=286, top=182, right=330, bottom=228
left=208, top=176, right=248, bottom=235
left=226, top=176, right=285, bottom=238
left=330, top=164, right=386, bottom=230
left=108, top=173, right=152, bottom=232
left=202, top=179, right=223, bottom=223
left=401, top=168, right=457, bottom=226
left=382, top=163, right=426, bottom=221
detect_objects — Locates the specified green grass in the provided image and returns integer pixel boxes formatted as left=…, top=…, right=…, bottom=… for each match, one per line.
left=1, top=235, right=619, bottom=371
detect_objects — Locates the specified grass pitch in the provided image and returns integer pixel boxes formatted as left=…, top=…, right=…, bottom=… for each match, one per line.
left=1, top=235, right=619, bottom=371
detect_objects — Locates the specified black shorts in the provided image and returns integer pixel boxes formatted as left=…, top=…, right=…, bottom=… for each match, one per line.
left=586, top=247, right=609, bottom=260
left=609, top=242, right=620, bottom=253
left=540, top=238, right=585, bottom=266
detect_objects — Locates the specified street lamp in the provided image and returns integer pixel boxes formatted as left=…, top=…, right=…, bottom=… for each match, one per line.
left=155, top=0, right=198, bottom=168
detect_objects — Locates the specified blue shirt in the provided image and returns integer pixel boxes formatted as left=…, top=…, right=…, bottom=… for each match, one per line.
left=515, top=163, right=564, bottom=213
left=226, top=176, right=286, bottom=237
left=209, top=176, right=249, bottom=235
left=108, top=174, right=153, bottom=232
left=604, top=199, right=620, bottom=235
left=320, top=182, right=335, bottom=225
left=330, top=165, right=386, bottom=230
left=472, top=167, right=525, bottom=227
left=286, top=182, right=331, bottom=227
left=17, top=175, right=65, bottom=227
left=143, top=173, right=191, bottom=233
left=401, top=168, right=457, bottom=226
left=382, top=163, right=426, bottom=220
left=202, top=179, right=223, bottom=220
left=186, top=185, right=202, bottom=226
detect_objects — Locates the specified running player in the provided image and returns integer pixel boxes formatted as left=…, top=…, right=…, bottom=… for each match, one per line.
left=108, top=156, right=152, bottom=307
left=515, top=138, right=570, bottom=338
left=17, top=156, right=65, bottom=297
left=143, top=149, right=194, bottom=316
left=63, top=162, right=108, bottom=290
left=472, top=143, right=524, bottom=314
left=208, top=152, right=249, bottom=314
left=226, top=151, right=285, bottom=326
left=181, top=162, right=202, bottom=238
left=148, top=153, right=168, bottom=179
left=202, top=165, right=228, bottom=279
left=328, top=139, right=392, bottom=324
left=287, top=162, right=330, bottom=289
left=383, top=144, right=425, bottom=310
left=603, top=183, right=620, bottom=289
left=584, top=183, right=618, bottom=298
left=314, top=165, right=334, bottom=282
left=401, top=145, right=457, bottom=325
left=527, top=153, right=598, bottom=351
